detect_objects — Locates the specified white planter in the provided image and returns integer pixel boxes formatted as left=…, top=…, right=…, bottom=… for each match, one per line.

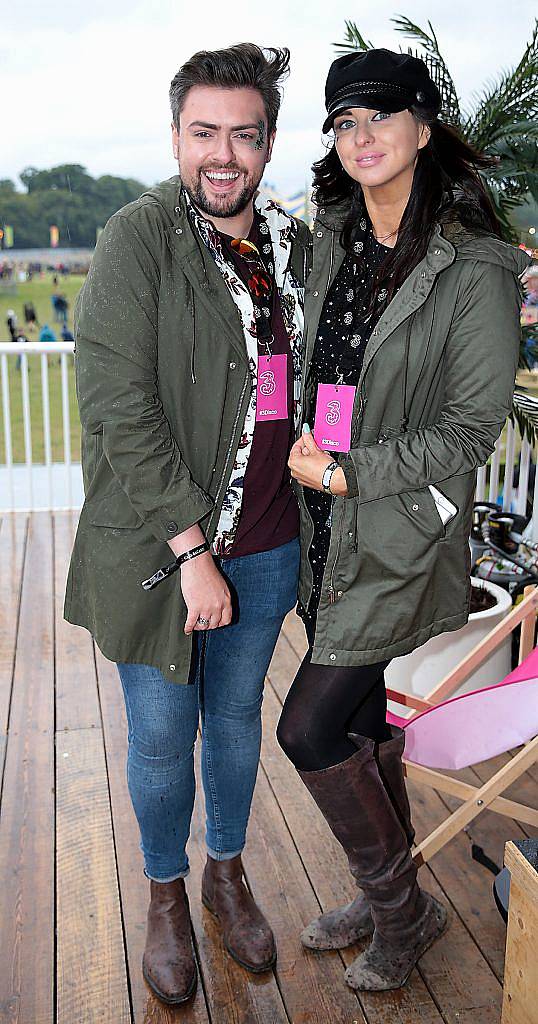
left=385, top=579, right=513, bottom=702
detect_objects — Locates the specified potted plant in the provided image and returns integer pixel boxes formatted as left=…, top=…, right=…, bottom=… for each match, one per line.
left=385, top=579, right=512, bottom=700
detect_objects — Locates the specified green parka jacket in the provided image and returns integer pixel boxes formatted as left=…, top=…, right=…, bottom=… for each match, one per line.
left=298, top=202, right=531, bottom=667
left=64, top=177, right=311, bottom=682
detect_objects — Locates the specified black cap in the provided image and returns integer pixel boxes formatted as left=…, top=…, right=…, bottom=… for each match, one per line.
left=323, top=48, right=441, bottom=133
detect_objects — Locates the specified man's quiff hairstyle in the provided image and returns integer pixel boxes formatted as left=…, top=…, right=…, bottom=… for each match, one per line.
left=170, top=43, right=290, bottom=135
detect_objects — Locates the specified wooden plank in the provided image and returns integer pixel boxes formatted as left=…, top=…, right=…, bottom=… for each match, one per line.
left=191, top=754, right=290, bottom=1024
left=267, top=630, right=503, bottom=1023
left=56, top=727, right=131, bottom=1023
left=95, top=650, right=210, bottom=1024
left=261, top=678, right=444, bottom=1024
left=432, top=750, right=537, bottom=982
left=54, top=512, right=101, bottom=732
left=0, top=513, right=27, bottom=736
left=501, top=843, right=538, bottom=1023
left=0, top=512, right=55, bottom=1024
left=243, top=762, right=366, bottom=1023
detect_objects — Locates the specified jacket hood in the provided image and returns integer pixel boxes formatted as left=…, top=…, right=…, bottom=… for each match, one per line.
left=315, top=197, right=532, bottom=277
left=442, top=226, right=532, bottom=277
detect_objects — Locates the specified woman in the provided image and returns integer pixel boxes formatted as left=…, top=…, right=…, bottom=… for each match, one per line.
left=277, top=48, right=530, bottom=992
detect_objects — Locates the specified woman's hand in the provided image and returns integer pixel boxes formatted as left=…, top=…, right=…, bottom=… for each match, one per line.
left=288, top=426, right=348, bottom=496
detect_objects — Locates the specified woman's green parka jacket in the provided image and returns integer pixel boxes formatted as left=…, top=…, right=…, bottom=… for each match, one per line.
left=298, top=202, right=531, bottom=668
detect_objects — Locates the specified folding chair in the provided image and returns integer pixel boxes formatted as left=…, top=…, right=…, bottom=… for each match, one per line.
left=386, top=586, right=538, bottom=866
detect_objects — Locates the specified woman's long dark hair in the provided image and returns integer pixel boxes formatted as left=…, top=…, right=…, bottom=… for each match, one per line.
left=312, top=112, right=501, bottom=310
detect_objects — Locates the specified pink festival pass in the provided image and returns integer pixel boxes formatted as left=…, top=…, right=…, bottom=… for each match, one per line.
left=314, top=383, right=357, bottom=452
left=256, top=354, right=288, bottom=422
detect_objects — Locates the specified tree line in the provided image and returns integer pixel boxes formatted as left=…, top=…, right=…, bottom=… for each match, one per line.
left=0, top=165, right=147, bottom=249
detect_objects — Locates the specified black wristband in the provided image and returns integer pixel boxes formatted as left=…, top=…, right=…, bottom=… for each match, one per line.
left=141, top=541, right=210, bottom=591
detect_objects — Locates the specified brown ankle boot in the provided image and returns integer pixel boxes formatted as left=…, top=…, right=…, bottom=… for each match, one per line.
left=142, top=878, right=197, bottom=1004
left=201, top=855, right=276, bottom=972
left=298, top=734, right=447, bottom=991
left=301, top=726, right=415, bottom=951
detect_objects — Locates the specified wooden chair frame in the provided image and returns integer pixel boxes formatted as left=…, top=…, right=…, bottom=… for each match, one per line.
left=386, top=586, right=538, bottom=866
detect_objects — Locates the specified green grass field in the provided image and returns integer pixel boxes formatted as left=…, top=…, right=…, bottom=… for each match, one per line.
left=0, top=274, right=84, bottom=463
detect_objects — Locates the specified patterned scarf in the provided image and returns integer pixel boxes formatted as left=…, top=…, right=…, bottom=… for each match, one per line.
left=186, top=192, right=304, bottom=555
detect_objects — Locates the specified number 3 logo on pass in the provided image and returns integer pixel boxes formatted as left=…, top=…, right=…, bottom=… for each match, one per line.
left=314, top=383, right=356, bottom=452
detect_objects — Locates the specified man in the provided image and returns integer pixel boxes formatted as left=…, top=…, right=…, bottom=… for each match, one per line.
left=65, top=44, right=310, bottom=1005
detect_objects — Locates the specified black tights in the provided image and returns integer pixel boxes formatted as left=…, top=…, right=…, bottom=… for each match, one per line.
left=276, top=647, right=391, bottom=772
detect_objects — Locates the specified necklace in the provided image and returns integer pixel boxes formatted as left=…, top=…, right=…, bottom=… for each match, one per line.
left=373, top=228, right=398, bottom=244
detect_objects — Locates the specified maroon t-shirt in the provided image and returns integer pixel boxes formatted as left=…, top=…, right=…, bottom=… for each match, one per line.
left=217, top=216, right=299, bottom=559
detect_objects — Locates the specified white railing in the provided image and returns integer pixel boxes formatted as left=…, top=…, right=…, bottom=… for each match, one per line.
left=0, top=341, right=79, bottom=511
left=476, top=418, right=538, bottom=540
left=1, top=342, right=538, bottom=538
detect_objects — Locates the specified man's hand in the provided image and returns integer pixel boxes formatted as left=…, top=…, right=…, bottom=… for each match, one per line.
left=180, top=553, right=233, bottom=634
left=288, top=427, right=347, bottom=495
left=168, top=523, right=232, bottom=634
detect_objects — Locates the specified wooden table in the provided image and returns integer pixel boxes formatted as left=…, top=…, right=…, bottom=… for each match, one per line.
left=502, top=839, right=538, bottom=1024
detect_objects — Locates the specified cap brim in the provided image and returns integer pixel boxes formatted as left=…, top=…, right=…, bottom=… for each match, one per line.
left=322, top=93, right=409, bottom=134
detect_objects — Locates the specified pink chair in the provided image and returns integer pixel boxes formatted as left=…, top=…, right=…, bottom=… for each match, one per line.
left=386, top=586, right=538, bottom=865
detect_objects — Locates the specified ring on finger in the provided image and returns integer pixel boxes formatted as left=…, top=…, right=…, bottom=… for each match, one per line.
left=197, top=616, right=211, bottom=626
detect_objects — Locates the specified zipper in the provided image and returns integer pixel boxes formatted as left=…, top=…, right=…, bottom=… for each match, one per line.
left=327, top=499, right=345, bottom=603
left=324, top=232, right=336, bottom=302
left=299, top=229, right=334, bottom=431
left=205, top=371, right=250, bottom=539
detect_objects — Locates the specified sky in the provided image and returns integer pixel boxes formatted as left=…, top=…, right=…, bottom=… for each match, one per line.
left=1, top=0, right=536, bottom=197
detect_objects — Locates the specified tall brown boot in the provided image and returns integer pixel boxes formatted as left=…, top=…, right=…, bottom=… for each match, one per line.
left=298, top=734, right=447, bottom=991
left=143, top=878, right=197, bottom=1004
left=301, top=726, right=415, bottom=950
left=201, top=855, right=276, bottom=972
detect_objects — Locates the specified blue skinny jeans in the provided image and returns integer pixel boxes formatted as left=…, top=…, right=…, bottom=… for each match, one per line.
left=117, top=538, right=299, bottom=882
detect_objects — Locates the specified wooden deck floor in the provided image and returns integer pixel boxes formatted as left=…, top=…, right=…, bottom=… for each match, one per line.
left=1, top=511, right=536, bottom=1024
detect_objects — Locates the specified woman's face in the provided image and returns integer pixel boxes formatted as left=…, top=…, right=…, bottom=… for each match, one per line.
left=333, top=107, right=430, bottom=191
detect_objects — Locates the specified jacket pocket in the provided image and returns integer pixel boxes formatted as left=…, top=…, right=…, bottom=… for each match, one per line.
left=400, top=486, right=447, bottom=542
left=88, top=487, right=143, bottom=529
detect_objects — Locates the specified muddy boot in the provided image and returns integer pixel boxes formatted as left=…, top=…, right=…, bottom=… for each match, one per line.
left=345, top=891, right=447, bottom=991
left=142, top=878, right=197, bottom=1005
left=300, top=726, right=415, bottom=951
left=298, top=733, right=447, bottom=990
left=201, top=855, right=276, bottom=972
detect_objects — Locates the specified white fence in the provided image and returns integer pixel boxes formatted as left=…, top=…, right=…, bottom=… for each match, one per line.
left=1, top=342, right=538, bottom=539
left=0, top=341, right=80, bottom=511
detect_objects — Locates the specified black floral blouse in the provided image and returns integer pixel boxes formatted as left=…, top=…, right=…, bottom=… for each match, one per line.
left=302, top=229, right=391, bottom=631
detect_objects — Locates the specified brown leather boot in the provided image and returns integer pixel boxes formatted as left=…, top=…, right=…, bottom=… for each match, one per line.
left=301, top=726, right=415, bottom=951
left=142, top=878, right=197, bottom=1004
left=298, top=734, right=447, bottom=991
left=201, top=855, right=276, bottom=972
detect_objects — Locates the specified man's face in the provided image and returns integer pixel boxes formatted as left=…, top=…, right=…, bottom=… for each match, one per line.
left=172, top=85, right=274, bottom=220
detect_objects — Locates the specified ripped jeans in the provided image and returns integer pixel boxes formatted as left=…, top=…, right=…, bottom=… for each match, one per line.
left=117, top=538, right=299, bottom=881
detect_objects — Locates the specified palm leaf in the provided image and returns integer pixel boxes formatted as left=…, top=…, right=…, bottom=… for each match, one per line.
left=464, top=22, right=538, bottom=148
left=520, top=323, right=538, bottom=371
left=512, top=389, right=538, bottom=445
left=391, top=15, right=461, bottom=124
left=334, top=21, right=374, bottom=52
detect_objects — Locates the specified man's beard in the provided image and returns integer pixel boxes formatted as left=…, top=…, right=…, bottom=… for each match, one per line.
left=181, top=165, right=261, bottom=220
